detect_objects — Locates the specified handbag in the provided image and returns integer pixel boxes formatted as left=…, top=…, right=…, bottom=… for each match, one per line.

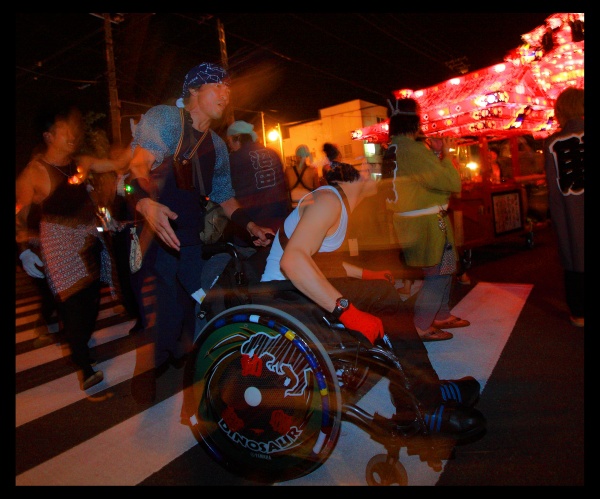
left=200, top=198, right=229, bottom=244
left=173, top=109, right=229, bottom=245
left=129, top=225, right=143, bottom=273
left=437, top=207, right=457, bottom=275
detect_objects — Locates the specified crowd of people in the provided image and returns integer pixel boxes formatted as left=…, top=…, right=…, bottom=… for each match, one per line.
left=16, top=56, right=583, bottom=441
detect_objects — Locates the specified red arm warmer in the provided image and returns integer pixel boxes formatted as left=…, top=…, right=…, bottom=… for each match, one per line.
left=339, top=304, right=384, bottom=344
left=362, top=269, right=394, bottom=284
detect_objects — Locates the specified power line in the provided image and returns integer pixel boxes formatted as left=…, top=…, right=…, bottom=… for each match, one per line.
left=219, top=16, right=389, bottom=101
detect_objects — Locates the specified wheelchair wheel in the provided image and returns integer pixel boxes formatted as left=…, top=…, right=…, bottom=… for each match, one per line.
left=183, top=304, right=343, bottom=483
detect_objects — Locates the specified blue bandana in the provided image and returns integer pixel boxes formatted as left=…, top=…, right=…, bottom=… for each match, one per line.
left=176, top=62, right=231, bottom=108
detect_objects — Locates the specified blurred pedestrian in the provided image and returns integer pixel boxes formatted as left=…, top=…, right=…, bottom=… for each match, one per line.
left=285, top=144, right=320, bottom=208
left=109, top=168, right=146, bottom=334
left=126, top=62, right=274, bottom=403
left=321, top=142, right=343, bottom=184
left=225, top=120, right=289, bottom=246
left=225, top=120, right=290, bottom=281
left=16, top=104, right=125, bottom=390
left=16, top=198, right=62, bottom=348
left=383, top=97, right=469, bottom=342
left=543, top=87, right=584, bottom=327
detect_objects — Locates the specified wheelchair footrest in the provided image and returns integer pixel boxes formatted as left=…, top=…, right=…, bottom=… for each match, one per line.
left=342, top=404, right=420, bottom=442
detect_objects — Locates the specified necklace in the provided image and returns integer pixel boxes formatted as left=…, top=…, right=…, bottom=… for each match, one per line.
left=40, top=158, right=75, bottom=177
left=40, top=157, right=82, bottom=184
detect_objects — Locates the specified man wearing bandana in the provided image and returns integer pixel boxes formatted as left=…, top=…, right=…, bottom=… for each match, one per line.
left=127, top=62, right=274, bottom=402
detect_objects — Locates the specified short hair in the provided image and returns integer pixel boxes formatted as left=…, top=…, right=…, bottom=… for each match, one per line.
left=34, top=104, right=77, bottom=137
left=236, top=133, right=255, bottom=145
left=554, top=87, right=584, bottom=128
left=387, top=97, right=421, bottom=136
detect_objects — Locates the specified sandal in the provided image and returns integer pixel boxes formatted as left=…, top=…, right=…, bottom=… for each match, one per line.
left=82, top=370, right=104, bottom=390
left=432, top=316, right=470, bottom=329
left=419, top=327, right=453, bottom=342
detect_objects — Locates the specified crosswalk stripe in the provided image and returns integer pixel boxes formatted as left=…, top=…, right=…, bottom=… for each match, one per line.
left=15, top=319, right=136, bottom=375
left=16, top=345, right=152, bottom=427
left=15, top=279, right=531, bottom=486
left=16, top=391, right=197, bottom=486
left=277, top=282, right=533, bottom=486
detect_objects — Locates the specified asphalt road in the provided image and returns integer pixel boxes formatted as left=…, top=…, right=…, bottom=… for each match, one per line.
left=14, top=221, right=584, bottom=486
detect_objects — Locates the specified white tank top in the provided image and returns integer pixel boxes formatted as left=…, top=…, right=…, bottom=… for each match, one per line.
left=261, top=185, right=348, bottom=281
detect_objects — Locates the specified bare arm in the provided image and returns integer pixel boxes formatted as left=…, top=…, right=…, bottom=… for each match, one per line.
left=220, top=197, right=275, bottom=247
left=73, top=145, right=133, bottom=183
left=280, top=190, right=386, bottom=344
left=15, top=162, right=51, bottom=250
left=311, top=167, right=320, bottom=189
left=279, top=191, right=343, bottom=314
left=129, top=145, right=181, bottom=250
left=342, top=262, right=363, bottom=279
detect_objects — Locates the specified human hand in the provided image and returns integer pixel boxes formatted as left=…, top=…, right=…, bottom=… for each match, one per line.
left=339, top=304, right=384, bottom=344
left=19, top=249, right=45, bottom=278
left=248, top=223, right=275, bottom=247
left=441, top=137, right=457, bottom=157
left=137, top=198, right=180, bottom=250
left=72, top=156, right=95, bottom=183
left=362, top=269, right=394, bottom=284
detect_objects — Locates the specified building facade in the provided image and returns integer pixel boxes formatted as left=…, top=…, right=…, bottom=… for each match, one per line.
left=281, top=99, right=388, bottom=178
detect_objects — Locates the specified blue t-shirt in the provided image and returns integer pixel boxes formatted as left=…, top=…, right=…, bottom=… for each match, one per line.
left=228, top=141, right=289, bottom=246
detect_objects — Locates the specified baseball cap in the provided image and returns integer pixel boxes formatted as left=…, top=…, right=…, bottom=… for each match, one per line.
left=227, top=120, right=258, bottom=142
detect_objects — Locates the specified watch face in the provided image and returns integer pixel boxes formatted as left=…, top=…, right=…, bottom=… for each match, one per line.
left=338, top=298, right=349, bottom=309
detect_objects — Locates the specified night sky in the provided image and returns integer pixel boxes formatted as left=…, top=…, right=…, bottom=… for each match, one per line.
left=16, top=12, right=554, bottom=166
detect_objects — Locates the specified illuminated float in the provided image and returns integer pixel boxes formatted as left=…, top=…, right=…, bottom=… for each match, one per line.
left=352, top=13, right=583, bottom=255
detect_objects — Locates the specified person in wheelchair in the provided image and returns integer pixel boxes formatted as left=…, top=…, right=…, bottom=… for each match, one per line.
left=260, top=159, right=486, bottom=440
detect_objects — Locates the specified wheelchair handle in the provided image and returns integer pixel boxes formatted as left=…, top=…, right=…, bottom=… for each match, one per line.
left=201, top=242, right=240, bottom=260
left=251, top=232, right=275, bottom=242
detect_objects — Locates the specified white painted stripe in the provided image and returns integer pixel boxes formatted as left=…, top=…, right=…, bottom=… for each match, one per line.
left=16, top=391, right=197, bottom=486
left=278, top=282, right=532, bottom=486
left=15, top=320, right=136, bottom=374
left=16, top=343, right=153, bottom=427
left=15, top=282, right=532, bottom=486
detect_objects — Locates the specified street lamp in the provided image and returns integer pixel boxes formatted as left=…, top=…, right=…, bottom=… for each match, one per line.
left=234, top=108, right=278, bottom=147
left=268, top=124, right=284, bottom=162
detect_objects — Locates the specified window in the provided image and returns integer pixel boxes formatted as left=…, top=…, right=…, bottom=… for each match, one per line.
left=364, top=143, right=376, bottom=157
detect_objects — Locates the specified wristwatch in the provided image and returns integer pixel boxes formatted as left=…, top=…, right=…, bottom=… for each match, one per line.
left=332, top=297, right=350, bottom=319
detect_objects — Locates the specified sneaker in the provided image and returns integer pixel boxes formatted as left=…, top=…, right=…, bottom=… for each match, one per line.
left=570, top=316, right=584, bottom=327
left=169, top=353, right=188, bottom=370
left=82, top=370, right=104, bottom=390
left=440, top=376, right=481, bottom=407
left=421, top=403, right=486, bottom=440
left=129, top=318, right=145, bottom=334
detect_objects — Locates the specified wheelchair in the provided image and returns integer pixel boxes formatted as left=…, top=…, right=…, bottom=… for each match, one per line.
left=181, top=243, right=478, bottom=485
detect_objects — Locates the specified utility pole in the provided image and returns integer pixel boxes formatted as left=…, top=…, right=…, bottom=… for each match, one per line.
left=261, top=111, right=266, bottom=146
left=217, top=19, right=234, bottom=126
left=103, top=13, right=121, bottom=145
